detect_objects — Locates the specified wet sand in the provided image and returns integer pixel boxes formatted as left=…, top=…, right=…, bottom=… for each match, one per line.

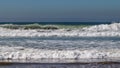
left=0, top=58, right=120, bottom=68
left=0, top=62, right=120, bottom=68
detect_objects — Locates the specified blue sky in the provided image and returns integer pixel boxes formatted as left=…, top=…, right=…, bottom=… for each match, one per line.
left=0, top=0, right=120, bottom=22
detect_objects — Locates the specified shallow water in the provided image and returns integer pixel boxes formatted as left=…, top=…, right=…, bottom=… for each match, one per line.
left=0, top=63, right=120, bottom=68
left=0, top=37, right=120, bottom=67
left=0, top=37, right=120, bottom=50
left=0, top=37, right=120, bottom=62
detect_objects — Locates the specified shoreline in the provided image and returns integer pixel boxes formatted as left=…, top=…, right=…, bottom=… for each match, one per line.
left=0, top=60, right=120, bottom=66
left=0, top=58, right=120, bottom=63
left=0, top=60, right=119, bottom=68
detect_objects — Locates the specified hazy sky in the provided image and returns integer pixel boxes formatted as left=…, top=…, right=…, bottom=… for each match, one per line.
left=0, top=0, right=120, bottom=22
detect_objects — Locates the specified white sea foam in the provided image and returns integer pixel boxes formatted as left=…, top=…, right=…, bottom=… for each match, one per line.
left=83, top=23, right=120, bottom=31
left=0, top=23, right=119, bottom=37
left=0, top=46, right=120, bottom=60
left=0, top=36, right=119, bottom=60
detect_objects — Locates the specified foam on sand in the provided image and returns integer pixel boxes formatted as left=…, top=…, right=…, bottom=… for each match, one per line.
left=0, top=23, right=120, bottom=37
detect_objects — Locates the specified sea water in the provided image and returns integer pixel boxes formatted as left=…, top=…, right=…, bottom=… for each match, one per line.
left=0, top=37, right=120, bottom=68
left=0, top=37, right=120, bottom=62
left=0, top=22, right=120, bottom=68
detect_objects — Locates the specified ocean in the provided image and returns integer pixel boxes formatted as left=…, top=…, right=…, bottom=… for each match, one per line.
left=0, top=22, right=120, bottom=68
left=0, top=37, right=120, bottom=68
left=0, top=37, right=120, bottom=50
left=0, top=22, right=112, bottom=25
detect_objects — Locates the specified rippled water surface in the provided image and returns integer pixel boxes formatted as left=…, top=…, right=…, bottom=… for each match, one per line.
left=0, top=37, right=120, bottom=50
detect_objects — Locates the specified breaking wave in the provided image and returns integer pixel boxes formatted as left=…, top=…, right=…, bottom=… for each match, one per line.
left=0, top=23, right=120, bottom=37
left=0, top=23, right=120, bottom=62
left=0, top=46, right=120, bottom=60
left=0, top=37, right=120, bottom=61
left=83, top=23, right=120, bottom=31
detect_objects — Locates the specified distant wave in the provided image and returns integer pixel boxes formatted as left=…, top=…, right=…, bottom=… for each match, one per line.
left=0, top=22, right=111, bottom=25
left=0, top=23, right=120, bottom=37
left=83, top=23, right=120, bottom=31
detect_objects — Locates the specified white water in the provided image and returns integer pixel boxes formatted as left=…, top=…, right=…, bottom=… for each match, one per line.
left=0, top=23, right=120, bottom=61
left=0, top=23, right=120, bottom=37
left=0, top=37, right=120, bottom=60
left=0, top=46, right=120, bottom=60
left=83, top=23, right=120, bottom=31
